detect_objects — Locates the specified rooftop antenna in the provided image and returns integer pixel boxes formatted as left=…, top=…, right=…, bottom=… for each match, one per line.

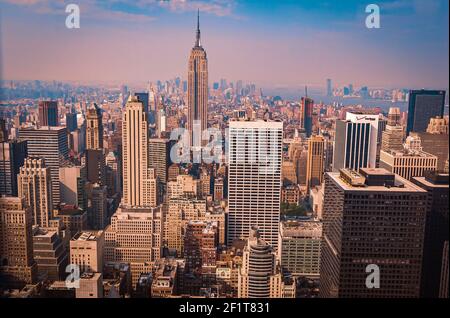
left=195, top=9, right=201, bottom=47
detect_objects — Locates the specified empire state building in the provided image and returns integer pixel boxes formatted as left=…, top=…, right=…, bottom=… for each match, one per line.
left=187, top=10, right=208, bottom=147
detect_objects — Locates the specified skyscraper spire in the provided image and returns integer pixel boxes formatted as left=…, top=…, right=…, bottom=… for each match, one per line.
left=195, top=9, right=201, bottom=47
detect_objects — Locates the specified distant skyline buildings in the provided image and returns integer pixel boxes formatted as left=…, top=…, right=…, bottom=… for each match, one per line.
left=0, top=0, right=448, bottom=301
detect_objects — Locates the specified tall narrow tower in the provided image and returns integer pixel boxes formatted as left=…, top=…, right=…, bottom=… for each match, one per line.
left=122, top=96, right=157, bottom=207
left=17, top=157, right=53, bottom=228
left=187, top=10, right=208, bottom=147
left=86, top=103, right=103, bottom=150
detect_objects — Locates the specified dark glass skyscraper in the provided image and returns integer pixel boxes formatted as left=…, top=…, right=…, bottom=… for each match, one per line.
left=301, top=97, right=313, bottom=137
left=320, top=168, right=427, bottom=298
left=412, top=172, right=449, bottom=298
left=406, top=90, right=446, bottom=136
left=66, top=112, right=78, bottom=132
left=38, top=101, right=59, bottom=127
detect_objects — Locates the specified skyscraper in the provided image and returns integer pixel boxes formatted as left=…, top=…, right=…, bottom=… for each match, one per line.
left=0, top=139, right=27, bottom=196
left=86, top=103, right=103, bottom=150
left=306, top=135, right=325, bottom=193
left=238, top=226, right=285, bottom=298
left=134, top=93, right=149, bottom=115
left=227, top=120, right=283, bottom=249
left=320, top=168, right=427, bottom=298
left=59, top=164, right=87, bottom=210
left=412, top=172, right=449, bottom=298
left=122, top=96, right=157, bottom=207
left=0, top=118, right=8, bottom=142
left=300, top=97, right=314, bottom=137
left=19, top=126, right=69, bottom=205
left=86, top=149, right=107, bottom=186
left=0, top=197, right=37, bottom=289
left=66, top=110, right=78, bottom=133
left=17, top=157, right=53, bottom=228
left=187, top=10, right=208, bottom=147
left=332, top=112, right=379, bottom=172
left=326, top=79, right=332, bottom=97
left=38, top=101, right=58, bottom=127
left=148, top=138, right=171, bottom=185
left=406, top=90, right=446, bottom=136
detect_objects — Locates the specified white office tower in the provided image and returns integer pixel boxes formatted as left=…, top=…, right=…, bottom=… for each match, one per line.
left=227, top=120, right=283, bottom=249
left=238, top=226, right=285, bottom=298
left=333, top=112, right=379, bottom=172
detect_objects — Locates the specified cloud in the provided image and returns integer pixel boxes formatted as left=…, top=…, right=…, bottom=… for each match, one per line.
left=126, top=0, right=237, bottom=17
left=158, top=0, right=234, bottom=17
left=1, top=0, right=156, bottom=23
left=381, top=0, right=442, bottom=14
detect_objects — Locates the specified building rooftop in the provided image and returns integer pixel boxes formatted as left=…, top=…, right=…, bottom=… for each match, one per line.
left=281, top=220, right=322, bottom=238
left=381, top=149, right=436, bottom=158
left=71, top=231, right=103, bottom=242
left=329, top=169, right=426, bottom=193
left=20, top=126, right=67, bottom=132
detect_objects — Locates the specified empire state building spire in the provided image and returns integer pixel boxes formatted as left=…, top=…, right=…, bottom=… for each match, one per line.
left=195, top=9, right=201, bottom=47
left=188, top=9, right=208, bottom=148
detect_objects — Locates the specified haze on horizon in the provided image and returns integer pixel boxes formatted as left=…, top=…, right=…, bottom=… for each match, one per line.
left=0, top=0, right=448, bottom=91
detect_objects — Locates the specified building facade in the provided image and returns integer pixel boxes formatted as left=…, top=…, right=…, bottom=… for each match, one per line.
left=227, top=120, right=283, bottom=249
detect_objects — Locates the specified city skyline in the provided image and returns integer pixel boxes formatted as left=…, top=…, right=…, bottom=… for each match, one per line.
left=0, top=0, right=449, bottom=302
left=0, top=0, right=448, bottom=90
